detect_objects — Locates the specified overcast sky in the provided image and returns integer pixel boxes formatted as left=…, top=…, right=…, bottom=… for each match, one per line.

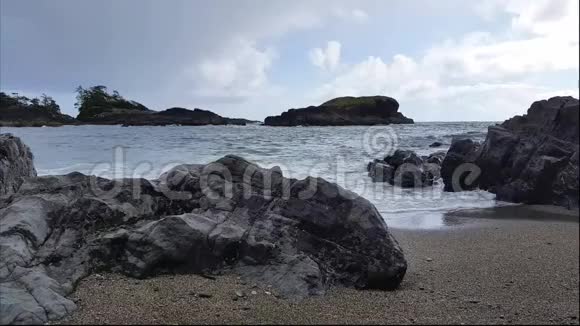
left=1, top=0, right=578, bottom=121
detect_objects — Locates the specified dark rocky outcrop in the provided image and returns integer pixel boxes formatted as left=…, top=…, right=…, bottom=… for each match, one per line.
left=476, top=96, right=579, bottom=209
left=440, top=139, right=481, bottom=192
left=0, top=92, right=77, bottom=127
left=0, top=142, right=406, bottom=324
left=442, top=96, right=579, bottom=210
left=429, top=141, right=443, bottom=148
left=264, top=96, right=414, bottom=126
left=425, top=150, right=447, bottom=165
left=0, top=134, right=37, bottom=196
left=83, top=105, right=256, bottom=126
left=367, top=150, right=444, bottom=187
left=112, top=107, right=252, bottom=126
left=80, top=104, right=255, bottom=126
left=75, top=86, right=254, bottom=126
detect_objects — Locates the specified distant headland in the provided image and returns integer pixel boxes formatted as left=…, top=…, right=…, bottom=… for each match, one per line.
left=0, top=88, right=414, bottom=127
left=0, top=86, right=257, bottom=127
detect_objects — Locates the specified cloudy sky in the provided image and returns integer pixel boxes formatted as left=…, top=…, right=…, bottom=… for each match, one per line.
left=1, top=0, right=578, bottom=121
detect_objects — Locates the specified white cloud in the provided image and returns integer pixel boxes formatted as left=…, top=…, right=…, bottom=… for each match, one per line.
left=405, top=83, right=579, bottom=121
left=309, top=41, right=342, bottom=71
left=190, top=39, right=276, bottom=98
left=424, top=32, right=578, bottom=81
left=179, top=2, right=366, bottom=106
left=433, top=1, right=579, bottom=80
left=332, top=8, right=369, bottom=23
left=313, top=0, right=579, bottom=121
left=352, top=9, right=369, bottom=22
left=478, top=0, right=578, bottom=41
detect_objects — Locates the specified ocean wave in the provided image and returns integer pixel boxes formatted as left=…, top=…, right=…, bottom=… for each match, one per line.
left=444, top=131, right=487, bottom=139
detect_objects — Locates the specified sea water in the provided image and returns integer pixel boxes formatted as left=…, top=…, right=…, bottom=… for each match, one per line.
left=2, top=122, right=507, bottom=229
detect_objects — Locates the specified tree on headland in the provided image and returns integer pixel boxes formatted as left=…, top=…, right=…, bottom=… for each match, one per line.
left=0, top=91, right=72, bottom=126
left=40, top=94, right=61, bottom=114
left=0, top=91, right=60, bottom=114
left=75, top=85, right=149, bottom=121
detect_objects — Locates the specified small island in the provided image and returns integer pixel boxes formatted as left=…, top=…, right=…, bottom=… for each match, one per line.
left=0, top=86, right=258, bottom=127
left=264, top=96, right=414, bottom=126
left=75, top=86, right=256, bottom=126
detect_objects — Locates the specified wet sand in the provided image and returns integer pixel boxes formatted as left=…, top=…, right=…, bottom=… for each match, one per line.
left=55, top=210, right=579, bottom=325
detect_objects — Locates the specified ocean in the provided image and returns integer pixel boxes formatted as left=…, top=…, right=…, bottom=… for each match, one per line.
left=1, top=121, right=509, bottom=229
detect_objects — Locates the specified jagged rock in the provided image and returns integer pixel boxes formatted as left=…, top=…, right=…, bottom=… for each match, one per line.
left=0, top=153, right=406, bottom=324
left=264, top=96, right=413, bottom=126
left=368, top=161, right=395, bottom=183
left=476, top=96, right=579, bottom=209
left=441, top=139, right=481, bottom=192
left=0, top=134, right=37, bottom=196
left=429, top=141, right=443, bottom=148
left=441, top=96, right=579, bottom=209
left=367, top=150, right=443, bottom=187
left=426, top=151, right=447, bottom=165
left=384, top=150, right=423, bottom=167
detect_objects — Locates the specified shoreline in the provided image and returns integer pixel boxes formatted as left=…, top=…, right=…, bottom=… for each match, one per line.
left=56, top=212, right=579, bottom=325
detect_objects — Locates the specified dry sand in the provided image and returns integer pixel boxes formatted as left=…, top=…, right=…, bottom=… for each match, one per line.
left=55, top=209, right=579, bottom=325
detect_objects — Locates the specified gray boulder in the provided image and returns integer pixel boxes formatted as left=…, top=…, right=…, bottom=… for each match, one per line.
left=440, top=138, right=481, bottom=192
left=368, top=160, right=394, bottom=183
left=0, top=134, right=36, bottom=196
left=0, top=173, right=173, bottom=324
left=426, top=150, right=447, bottom=165
left=1, top=154, right=407, bottom=324
left=367, top=149, right=443, bottom=187
left=384, top=150, right=423, bottom=167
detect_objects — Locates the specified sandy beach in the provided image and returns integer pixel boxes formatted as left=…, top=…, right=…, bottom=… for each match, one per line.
left=55, top=207, right=579, bottom=325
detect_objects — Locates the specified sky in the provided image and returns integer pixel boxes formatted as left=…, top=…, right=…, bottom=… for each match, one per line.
left=1, top=0, right=578, bottom=121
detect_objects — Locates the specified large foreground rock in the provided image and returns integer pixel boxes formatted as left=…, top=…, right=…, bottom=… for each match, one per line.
left=442, top=96, right=579, bottom=209
left=0, top=152, right=406, bottom=324
left=264, top=96, right=414, bottom=126
left=0, top=134, right=37, bottom=196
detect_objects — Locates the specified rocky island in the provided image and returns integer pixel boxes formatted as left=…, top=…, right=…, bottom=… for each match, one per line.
left=0, top=87, right=258, bottom=127
left=75, top=86, right=257, bottom=126
left=0, top=135, right=406, bottom=324
left=441, top=96, right=579, bottom=210
left=264, top=96, right=413, bottom=126
left=0, top=92, right=77, bottom=127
